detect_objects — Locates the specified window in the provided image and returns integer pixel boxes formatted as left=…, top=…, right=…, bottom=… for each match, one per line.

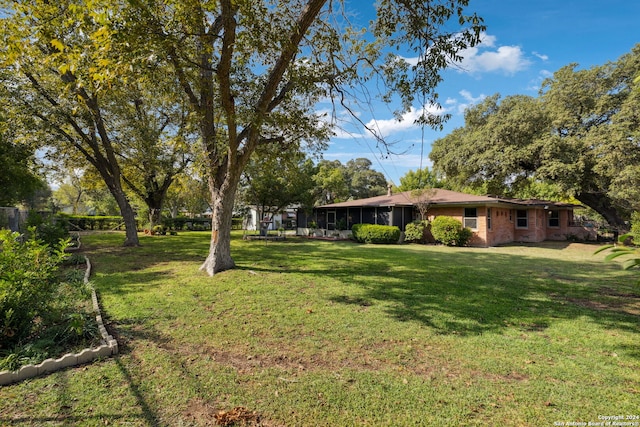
left=487, top=208, right=492, bottom=230
left=464, top=207, right=478, bottom=229
left=548, top=210, right=560, bottom=227
left=516, top=209, right=528, bottom=228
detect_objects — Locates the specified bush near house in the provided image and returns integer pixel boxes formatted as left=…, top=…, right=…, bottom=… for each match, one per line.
left=351, top=224, right=401, bottom=244
left=404, top=220, right=431, bottom=244
left=430, top=216, right=472, bottom=246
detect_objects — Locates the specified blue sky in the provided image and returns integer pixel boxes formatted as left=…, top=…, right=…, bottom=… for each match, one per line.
left=320, top=0, right=640, bottom=187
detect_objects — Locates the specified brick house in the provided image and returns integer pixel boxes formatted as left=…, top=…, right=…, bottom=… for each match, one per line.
left=297, top=188, right=594, bottom=246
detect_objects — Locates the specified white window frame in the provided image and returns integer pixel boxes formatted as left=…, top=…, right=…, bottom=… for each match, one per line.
left=548, top=210, right=560, bottom=228
left=463, top=207, right=478, bottom=230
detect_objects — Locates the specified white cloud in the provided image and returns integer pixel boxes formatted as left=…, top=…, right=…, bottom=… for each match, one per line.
left=457, top=33, right=531, bottom=75
left=524, top=69, right=555, bottom=92
left=459, top=90, right=485, bottom=104
left=330, top=126, right=366, bottom=140
left=533, top=51, right=549, bottom=61
left=447, top=90, right=487, bottom=115
left=398, top=55, right=419, bottom=66
left=393, top=33, right=532, bottom=76
left=364, top=104, right=445, bottom=138
left=539, top=69, right=553, bottom=78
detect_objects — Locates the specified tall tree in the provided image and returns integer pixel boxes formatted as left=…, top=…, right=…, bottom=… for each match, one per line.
left=122, top=0, right=484, bottom=274
left=313, top=160, right=350, bottom=205
left=538, top=48, right=640, bottom=227
left=1, top=2, right=141, bottom=245
left=239, top=147, right=316, bottom=226
left=430, top=45, right=640, bottom=229
left=0, top=1, right=195, bottom=244
left=396, top=167, right=443, bottom=192
left=312, top=158, right=387, bottom=204
left=344, top=158, right=387, bottom=200
left=114, top=79, right=194, bottom=228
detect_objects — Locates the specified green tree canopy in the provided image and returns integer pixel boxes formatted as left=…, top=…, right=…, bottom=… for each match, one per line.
left=312, top=158, right=387, bottom=205
left=431, top=45, right=640, bottom=228
left=238, top=147, right=317, bottom=222
left=0, top=1, right=195, bottom=243
left=395, top=167, right=443, bottom=192
left=0, top=134, right=44, bottom=206
left=344, top=158, right=387, bottom=200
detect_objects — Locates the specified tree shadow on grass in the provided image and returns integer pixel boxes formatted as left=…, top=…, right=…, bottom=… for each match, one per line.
left=86, top=233, right=640, bottom=346
left=316, top=246, right=640, bottom=339
left=0, top=359, right=161, bottom=426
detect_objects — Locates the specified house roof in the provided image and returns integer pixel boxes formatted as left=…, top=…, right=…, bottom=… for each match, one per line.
left=317, top=189, right=581, bottom=209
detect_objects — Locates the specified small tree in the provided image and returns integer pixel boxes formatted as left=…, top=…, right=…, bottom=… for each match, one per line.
left=411, top=188, right=437, bottom=221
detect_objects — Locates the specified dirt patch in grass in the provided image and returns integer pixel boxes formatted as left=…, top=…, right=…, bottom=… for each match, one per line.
left=176, top=338, right=446, bottom=383
left=184, top=398, right=280, bottom=427
left=183, top=398, right=219, bottom=426
left=564, top=288, right=640, bottom=316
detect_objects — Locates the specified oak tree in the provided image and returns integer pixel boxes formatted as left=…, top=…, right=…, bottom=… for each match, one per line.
left=431, top=46, right=640, bottom=229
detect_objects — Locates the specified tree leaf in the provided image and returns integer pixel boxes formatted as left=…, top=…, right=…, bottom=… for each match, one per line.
left=622, top=258, right=640, bottom=270
left=50, top=39, right=65, bottom=52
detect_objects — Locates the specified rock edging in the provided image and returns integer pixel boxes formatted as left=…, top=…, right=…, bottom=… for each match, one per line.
left=0, top=248, right=118, bottom=386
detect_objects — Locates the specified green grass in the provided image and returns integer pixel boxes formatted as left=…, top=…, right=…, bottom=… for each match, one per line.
left=1, top=231, right=639, bottom=426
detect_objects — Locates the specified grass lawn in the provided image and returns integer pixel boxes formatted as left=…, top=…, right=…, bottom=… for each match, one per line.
left=1, top=231, right=639, bottom=426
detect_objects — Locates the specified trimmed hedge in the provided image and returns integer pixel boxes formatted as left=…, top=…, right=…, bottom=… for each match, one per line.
left=351, top=223, right=401, bottom=244
left=57, top=214, right=136, bottom=231
left=430, top=216, right=473, bottom=246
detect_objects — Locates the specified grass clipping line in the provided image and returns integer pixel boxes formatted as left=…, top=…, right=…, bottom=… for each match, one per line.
left=214, top=406, right=260, bottom=426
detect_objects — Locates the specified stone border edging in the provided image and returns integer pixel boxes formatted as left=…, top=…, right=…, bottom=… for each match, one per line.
left=0, top=239, right=118, bottom=386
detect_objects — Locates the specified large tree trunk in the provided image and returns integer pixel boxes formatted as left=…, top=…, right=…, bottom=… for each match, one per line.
left=199, top=177, right=239, bottom=275
left=145, top=191, right=166, bottom=229
left=576, top=192, right=628, bottom=232
left=111, top=186, right=140, bottom=246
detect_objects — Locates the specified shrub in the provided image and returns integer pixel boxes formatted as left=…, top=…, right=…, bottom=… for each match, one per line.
left=430, top=216, right=473, bottom=246
left=457, top=227, right=473, bottom=247
left=0, top=229, right=68, bottom=348
left=351, top=224, right=401, bottom=244
left=404, top=220, right=431, bottom=244
left=26, top=212, right=68, bottom=247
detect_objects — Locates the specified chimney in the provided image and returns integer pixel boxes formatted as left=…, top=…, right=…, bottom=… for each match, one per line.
left=387, top=184, right=392, bottom=197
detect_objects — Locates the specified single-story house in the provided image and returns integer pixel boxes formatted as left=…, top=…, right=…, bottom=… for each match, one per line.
left=296, top=188, right=595, bottom=246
